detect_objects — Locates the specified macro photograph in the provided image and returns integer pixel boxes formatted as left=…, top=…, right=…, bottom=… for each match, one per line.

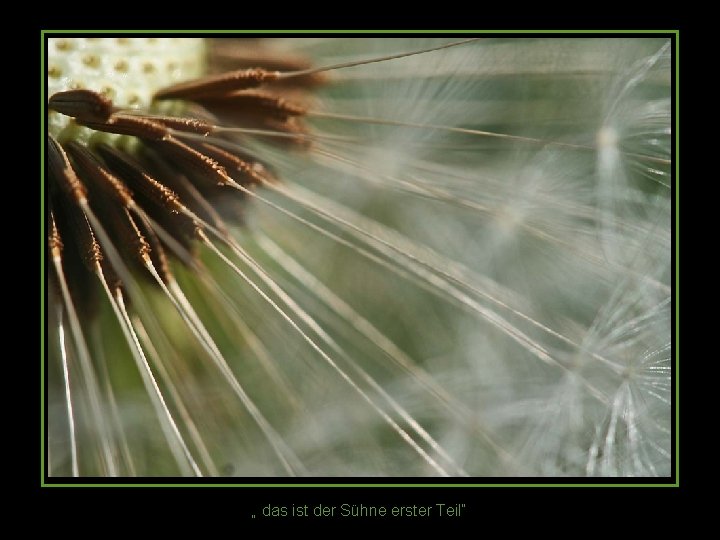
left=43, top=33, right=674, bottom=479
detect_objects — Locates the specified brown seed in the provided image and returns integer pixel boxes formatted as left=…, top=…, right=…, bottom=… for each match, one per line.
left=49, top=89, right=114, bottom=123
left=154, top=68, right=280, bottom=101
left=48, top=135, right=88, bottom=204
left=78, top=114, right=170, bottom=140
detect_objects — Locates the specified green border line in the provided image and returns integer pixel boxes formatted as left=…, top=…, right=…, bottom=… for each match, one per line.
left=44, top=29, right=676, bottom=34
left=41, top=29, right=679, bottom=488
left=43, top=483, right=674, bottom=488
left=41, top=31, right=47, bottom=486
left=674, top=31, right=680, bottom=486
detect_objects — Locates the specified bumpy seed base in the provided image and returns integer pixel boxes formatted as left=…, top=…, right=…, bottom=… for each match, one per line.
left=48, top=37, right=206, bottom=144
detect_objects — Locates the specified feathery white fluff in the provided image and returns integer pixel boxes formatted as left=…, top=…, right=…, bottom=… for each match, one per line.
left=47, top=36, right=672, bottom=478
